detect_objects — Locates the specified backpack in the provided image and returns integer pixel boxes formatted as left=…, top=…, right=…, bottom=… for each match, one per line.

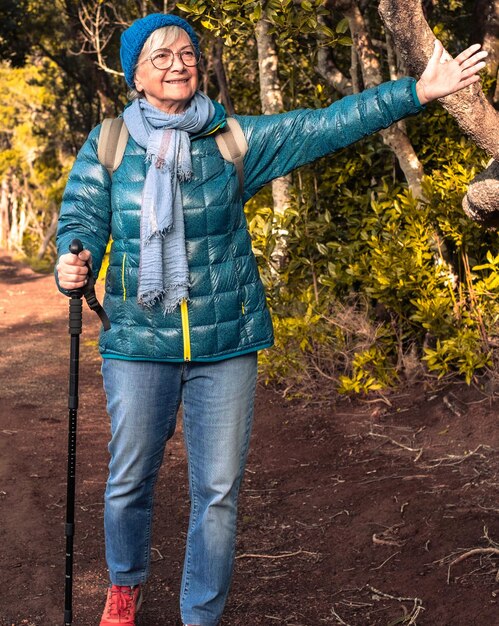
left=97, top=116, right=248, bottom=192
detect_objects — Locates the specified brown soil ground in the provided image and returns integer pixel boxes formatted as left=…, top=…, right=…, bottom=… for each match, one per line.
left=1, top=250, right=498, bottom=626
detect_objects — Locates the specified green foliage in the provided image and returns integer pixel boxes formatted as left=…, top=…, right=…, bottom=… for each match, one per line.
left=0, top=0, right=496, bottom=396
left=338, top=346, right=396, bottom=394
left=0, top=0, right=30, bottom=66
left=0, top=60, right=72, bottom=258
left=423, top=326, right=491, bottom=385
left=255, top=107, right=498, bottom=396
left=176, top=0, right=339, bottom=46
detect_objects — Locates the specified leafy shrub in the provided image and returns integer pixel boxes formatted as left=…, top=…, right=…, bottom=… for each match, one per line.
left=253, top=108, right=499, bottom=397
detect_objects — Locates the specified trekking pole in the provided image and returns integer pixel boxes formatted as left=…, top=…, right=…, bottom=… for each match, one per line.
left=64, top=238, right=83, bottom=626
left=63, top=239, right=110, bottom=626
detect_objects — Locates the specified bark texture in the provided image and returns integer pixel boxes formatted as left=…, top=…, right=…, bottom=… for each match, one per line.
left=255, top=16, right=292, bottom=270
left=378, top=0, right=499, bottom=159
left=340, top=0, right=425, bottom=197
left=379, top=0, right=499, bottom=225
left=212, top=39, right=235, bottom=115
left=462, top=160, right=499, bottom=228
left=474, top=0, right=499, bottom=104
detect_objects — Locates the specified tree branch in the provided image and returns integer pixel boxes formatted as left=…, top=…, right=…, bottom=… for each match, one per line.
left=211, top=39, right=235, bottom=115
left=255, top=15, right=292, bottom=271
left=378, top=0, right=499, bottom=160
left=315, top=14, right=352, bottom=96
left=378, top=0, right=499, bottom=225
left=337, top=0, right=425, bottom=197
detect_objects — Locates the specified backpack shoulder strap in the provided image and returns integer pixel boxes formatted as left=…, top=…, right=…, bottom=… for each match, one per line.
left=97, top=118, right=129, bottom=178
left=215, top=117, right=248, bottom=194
left=98, top=116, right=248, bottom=190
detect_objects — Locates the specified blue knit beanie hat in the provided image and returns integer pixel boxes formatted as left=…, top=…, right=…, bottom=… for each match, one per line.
left=120, top=13, right=200, bottom=88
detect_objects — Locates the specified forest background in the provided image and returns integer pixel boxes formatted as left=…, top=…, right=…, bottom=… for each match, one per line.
left=0, top=0, right=498, bottom=398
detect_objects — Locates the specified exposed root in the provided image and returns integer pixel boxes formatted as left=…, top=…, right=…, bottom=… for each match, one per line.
left=367, top=585, right=424, bottom=624
left=368, top=430, right=424, bottom=462
left=426, top=444, right=490, bottom=467
left=449, top=547, right=499, bottom=568
left=151, top=547, right=164, bottom=561
left=329, top=584, right=424, bottom=625
left=372, top=533, right=404, bottom=547
left=331, top=509, right=350, bottom=519
left=236, top=548, right=318, bottom=560
left=330, top=606, right=351, bottom=625
left=370, top=550, right=401, bottom=570
left=437, top=526, right=499, bottom=583
left=442, top=393, right=467, bottom=417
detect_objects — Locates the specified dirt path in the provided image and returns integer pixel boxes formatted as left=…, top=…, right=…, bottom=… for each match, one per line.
left=1, top=250, right=498, bottom=626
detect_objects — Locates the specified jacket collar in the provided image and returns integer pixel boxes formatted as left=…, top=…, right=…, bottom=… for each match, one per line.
left=192, top=100, right=227, bottom=139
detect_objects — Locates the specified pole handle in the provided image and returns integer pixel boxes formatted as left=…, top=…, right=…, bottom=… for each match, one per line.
left=69, top=239, right=83, bottom=256
left=68, top=240, right=84, bottom=301
left=68, top=239, right=111, bottom=331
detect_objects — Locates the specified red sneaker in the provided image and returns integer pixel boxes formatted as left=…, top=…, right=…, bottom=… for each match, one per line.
left=99, top=585, right=143, bottom=625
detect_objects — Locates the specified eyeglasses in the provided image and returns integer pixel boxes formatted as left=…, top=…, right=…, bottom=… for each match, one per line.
left=141, top=46, right=201, bottom=71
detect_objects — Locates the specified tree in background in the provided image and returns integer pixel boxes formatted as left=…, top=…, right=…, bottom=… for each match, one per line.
left=0, top=61, right=69, bottom=258
left=378, top=0, right=498, bottom=226
left=0, top=0, right=498, bottom=391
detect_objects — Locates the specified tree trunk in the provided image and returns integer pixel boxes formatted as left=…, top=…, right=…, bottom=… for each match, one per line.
left=7, top=180, right=19, bottom=251
left=340, top=0, right=425, bottom=197
left=316, top=15, right=353, bottom=96
left=378, top=0, right=499, bottom=224
left=378, top=0, right=499, bottom=159
left=7, top=175, right=27, bottom=252
left=473, top=0, right=499, bottom=105
left=37, top=211, right=59, bottom=260
left=0, top=178, right=9, bottom=249
left=212, top=39, right=235, bottom=115
left=255, top=16, right=292, bottom=272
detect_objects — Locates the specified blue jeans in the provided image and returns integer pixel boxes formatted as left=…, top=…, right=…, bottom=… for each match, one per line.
left=101, top=353, right=258, bottom=626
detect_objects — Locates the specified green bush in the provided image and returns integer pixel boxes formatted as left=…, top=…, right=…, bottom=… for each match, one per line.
left=253, top=108, right=499, bottom=397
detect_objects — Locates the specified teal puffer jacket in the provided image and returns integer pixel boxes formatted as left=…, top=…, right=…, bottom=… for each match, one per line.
left=56, top=78, right=423, bottom=363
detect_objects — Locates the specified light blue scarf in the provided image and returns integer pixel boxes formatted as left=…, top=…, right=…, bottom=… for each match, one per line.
left=123, top=92, right=215, bottom=312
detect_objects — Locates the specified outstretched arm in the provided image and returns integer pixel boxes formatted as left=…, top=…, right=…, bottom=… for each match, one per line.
left=415, top=40, right=488, bottom=105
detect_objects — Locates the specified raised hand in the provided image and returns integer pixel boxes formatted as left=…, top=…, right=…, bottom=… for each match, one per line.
left=416, top=40, right=488, bottom=105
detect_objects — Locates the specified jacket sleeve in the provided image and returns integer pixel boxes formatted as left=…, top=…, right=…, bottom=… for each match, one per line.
left=55, top=124, right=112, bottom=291
left=238, top=77, right=423, bottom=202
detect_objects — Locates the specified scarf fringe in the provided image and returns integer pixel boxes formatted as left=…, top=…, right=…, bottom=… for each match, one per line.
left=138, top=290, right=165, bottom=308
left=145, top=224, right=174, bottom=243
left=162, top=295, right=190, bottom=315
left=139, top=283, right=191, bottom=311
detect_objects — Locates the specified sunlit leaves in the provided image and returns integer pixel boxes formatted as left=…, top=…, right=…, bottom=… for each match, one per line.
left=176, top=0, right=348, bottom=49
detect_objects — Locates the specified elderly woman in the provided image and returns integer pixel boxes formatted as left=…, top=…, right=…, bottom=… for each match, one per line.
left=55, top=11, right=487, bottom=626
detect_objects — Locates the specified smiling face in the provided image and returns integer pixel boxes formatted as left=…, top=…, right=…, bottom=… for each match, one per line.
left=133, top=28, right=199, bottom=114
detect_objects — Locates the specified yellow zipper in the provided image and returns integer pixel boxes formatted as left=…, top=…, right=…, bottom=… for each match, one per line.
left=121, top=253, right=127, bottom=301
left=180, top=299, right=191, bottom=361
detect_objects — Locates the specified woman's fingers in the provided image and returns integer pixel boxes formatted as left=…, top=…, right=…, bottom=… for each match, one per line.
left=454, top=43, right=482, bottom=65
left=460, top=51, right=488, bottom=73
left=57, top=250, right=92, bottom=289
left=456, top=47, right=487, bottom=86
left=461, top=64, right=487, bottom=81
left=446, top=42, right=487, bottom=76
